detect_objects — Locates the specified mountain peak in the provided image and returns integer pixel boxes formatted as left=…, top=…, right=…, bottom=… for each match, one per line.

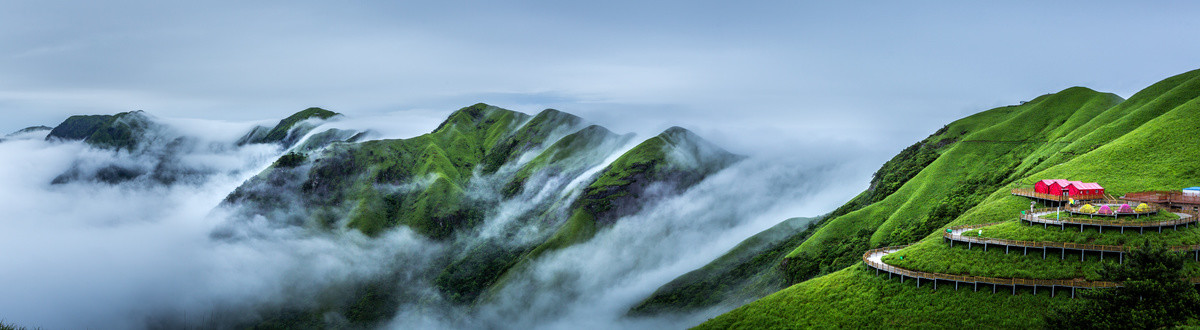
left=44, top=110, right=156, bottom=150
left=435, top=103, right=514, bottom=132
left=658, top=126, right=694, bottom=140
left=532, top=108, right=582, bottom=123
left=237, top=107, right=341, bottom=146
left=10, top=125, right=52, bottom=136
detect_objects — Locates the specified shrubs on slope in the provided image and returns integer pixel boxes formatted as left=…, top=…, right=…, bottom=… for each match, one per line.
left=1045, top=243, right=1200, bottom=329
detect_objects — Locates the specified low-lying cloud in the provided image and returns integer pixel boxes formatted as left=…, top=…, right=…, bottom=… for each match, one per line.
left=0, top=111, right=868, bottom=329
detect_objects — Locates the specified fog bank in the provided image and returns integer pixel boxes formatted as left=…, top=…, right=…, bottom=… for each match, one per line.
left=0, top=111, right=869, bottom=329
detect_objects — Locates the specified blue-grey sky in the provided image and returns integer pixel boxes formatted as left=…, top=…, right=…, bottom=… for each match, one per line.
left=2, top=1, right=1199, bottom=163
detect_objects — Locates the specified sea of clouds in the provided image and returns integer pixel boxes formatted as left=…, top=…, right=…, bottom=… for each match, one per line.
left=0, top=110, right=868, bottom=329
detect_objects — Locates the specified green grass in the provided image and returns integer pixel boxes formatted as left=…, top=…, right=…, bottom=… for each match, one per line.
left=884, top=239, right=1111, bottom=280
left=1041, top=210, right=1179, bottom=222
left=44, top=111, right=154, bottom=150
left=710, top=68, right=1200, bottom=327
left=958, top=219, right=1200, bottom=246
left=504, top=125, right=631, bottom=197
left=46, top=114, right=113, bottom=140
left=234, top=103, right=744, bottom=316
left=261, top=107, right=340, bottom=143
left=784, top=86, right=1122, bottom=269
left=630, top=217, right=813, bottom=315
left=695, top=264, right=1060, bottom=329
left=480, top=108, right=582, bottom=173
left=578, top=126, right=739, bottom=222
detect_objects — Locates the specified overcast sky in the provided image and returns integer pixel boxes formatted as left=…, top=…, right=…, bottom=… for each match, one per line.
left=2, top=1, right=1199, bottom=165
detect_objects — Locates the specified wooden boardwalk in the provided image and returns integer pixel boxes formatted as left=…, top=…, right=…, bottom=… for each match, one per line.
left=943, top=225, right=1200, bottom=263
left=1012, top=188, right=1104, bottom=203
left=1124, top=191, right=1200, bottom=211
left=864, top=247, right=1200, bottom=297
left=864, top=191, right=1200, bottom=297
left=1020, top=207, right=1196, bottom=234
left=863, top=247, right=1115, bottom=298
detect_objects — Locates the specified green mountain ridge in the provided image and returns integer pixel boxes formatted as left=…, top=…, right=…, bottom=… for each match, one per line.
left=0, top=125, right=52, bottom=143
left=40, top=108, right=356, bottom=185
left=630, top=216, right=817, bottom=316
left=695, top=68, right=1200, bottom=328
left=237, top=107, right=342, bottom=147
left=216, top=103, right=743, bottom=326
left=8, top=125, right=52, bottom=136
left=46, top=110, right=155, bottom=151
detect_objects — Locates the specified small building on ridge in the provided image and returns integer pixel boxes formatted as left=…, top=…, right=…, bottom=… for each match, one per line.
left=1035, top=179, right=1104, bottom=198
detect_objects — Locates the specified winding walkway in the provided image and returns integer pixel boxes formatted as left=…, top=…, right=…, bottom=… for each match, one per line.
left=862, top=247, right=1115, bottom=297
left=865, top=208, right=1200, bottom=296
left=1020, top=207, right=1196, bottom=234
left=942, top=210, right=1200, bottom=263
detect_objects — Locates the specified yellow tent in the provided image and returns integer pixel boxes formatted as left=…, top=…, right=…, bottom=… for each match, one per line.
left=1135, top=203, right=1151, bottom=213
left=1079, top=204, right=1097, bottom=213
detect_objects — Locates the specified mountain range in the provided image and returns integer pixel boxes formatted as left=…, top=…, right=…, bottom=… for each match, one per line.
left=8, top=67, right=1200, bottom=328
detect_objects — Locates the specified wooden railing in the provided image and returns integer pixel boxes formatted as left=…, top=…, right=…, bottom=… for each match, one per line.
left=947, top=220, right=1200, bottom=253
left=862, top=246, right=1120, bottom=289
left=944, top=224, right=1125, bottom=252
left=865, top=246, right=1200, bottom=289
left=1022, top=208, right=1197, bottom=228
left=864, top=206, right=1200, bottom=292
left=1124, top=191, right=1200, bottom=206
left=946, top=221, right=1007, bottom=231
left=1063, top=200, right=1160, bottom=217
left=1012, top=188, right=1104, bottom=202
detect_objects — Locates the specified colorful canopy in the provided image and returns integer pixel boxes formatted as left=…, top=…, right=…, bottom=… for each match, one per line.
left=1118, top=204, right=1134, bottom=213
left=1079, top=204, right=1097, bottom=213
left=1135, top=203, right=1151, bottom=212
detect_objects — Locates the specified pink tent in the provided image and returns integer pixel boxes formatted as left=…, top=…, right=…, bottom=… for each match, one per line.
left=1118, top=204, right=1134, bottom=213
left=1097, top=205, right=1113, bottom=215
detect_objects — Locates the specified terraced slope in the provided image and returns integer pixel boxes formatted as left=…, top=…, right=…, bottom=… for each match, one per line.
left=778, top=86, right=1123, bottom=284
left=700, top=68, right=1200, bottom=328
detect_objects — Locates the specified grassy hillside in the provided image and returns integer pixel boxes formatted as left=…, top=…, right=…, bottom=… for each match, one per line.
left=45, top=111, right=154, bottom=150
left=478, top=125, right=745, bottom=303
left=696, top=265, right=1059, bottom=329
left=629, top=217, right=816, bottom=315
left=779, top=86, right=1123, bottom=285
left=702, top=68, right=1200, bottom=328
left=299, top=103, right=534, bottom=238
left=238, top=107, right=341, bottom=146
left=503, top=125, right=633, bottom=197
left=9, top=125, right=52, bottom=136
left=46, top=114, right=113, bottom=140
left=224, top=103, right=743, bottom=318
left=525, top=126, right=743, bottom=261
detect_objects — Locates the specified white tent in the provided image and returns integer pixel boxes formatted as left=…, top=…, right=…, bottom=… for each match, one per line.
left=1185, top=187, right=1200, bottom=197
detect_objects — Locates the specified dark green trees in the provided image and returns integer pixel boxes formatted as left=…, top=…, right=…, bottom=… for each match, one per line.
left=1046, top=242, right=1200, bottom=329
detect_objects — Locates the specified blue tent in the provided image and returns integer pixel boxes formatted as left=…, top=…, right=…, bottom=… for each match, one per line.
left=1185, top=187, right=1200, bottom=197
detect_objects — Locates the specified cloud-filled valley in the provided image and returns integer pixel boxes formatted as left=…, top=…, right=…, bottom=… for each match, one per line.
left=0, top=107, right=864, bottom=329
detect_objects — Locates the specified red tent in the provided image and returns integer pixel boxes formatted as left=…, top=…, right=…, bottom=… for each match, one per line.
left=1036, top=179, right=1104, bottom=197
left=1035, top=179, right=1072, bottom=195
left=1066, top=182, right=1104, bottom=197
